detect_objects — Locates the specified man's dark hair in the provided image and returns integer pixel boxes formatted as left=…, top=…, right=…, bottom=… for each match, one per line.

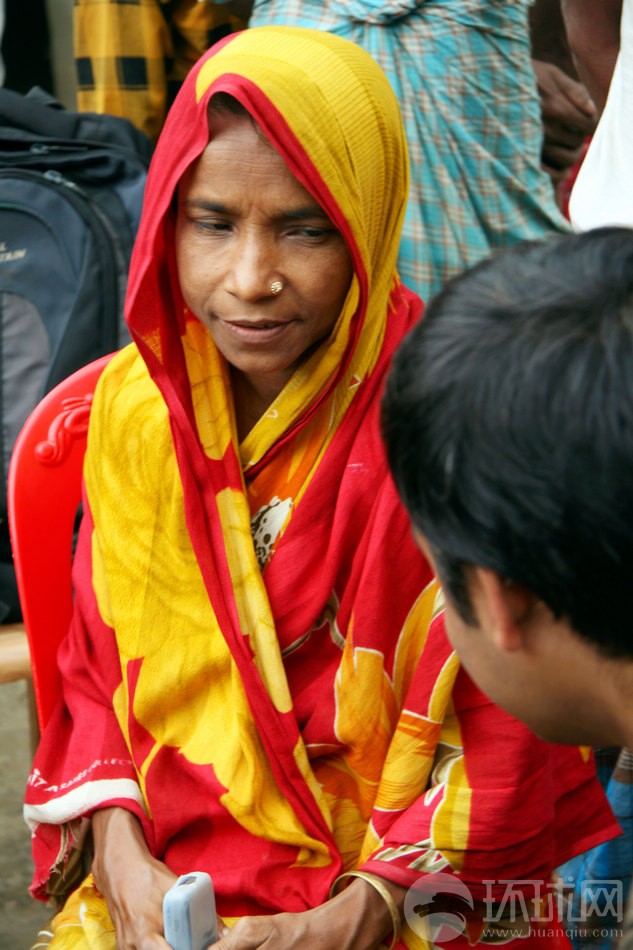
left=382, top=227, right=633, bottom=658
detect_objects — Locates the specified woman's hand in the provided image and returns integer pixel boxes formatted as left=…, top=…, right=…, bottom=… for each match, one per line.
left=213, top=875, right=406, bottom=950
left=91, top=807, right=179, bottom=949
left=91, top=810, right=402, bottom=949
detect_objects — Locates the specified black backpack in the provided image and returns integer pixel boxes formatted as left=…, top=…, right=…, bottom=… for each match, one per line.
left=0, top=87, right=153, bottom=622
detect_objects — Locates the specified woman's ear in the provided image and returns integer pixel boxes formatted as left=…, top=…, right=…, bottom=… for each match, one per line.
left=470, top=567, right=539, bottom=652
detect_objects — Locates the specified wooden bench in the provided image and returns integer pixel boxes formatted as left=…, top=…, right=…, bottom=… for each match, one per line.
left=0, top=622, right=30, bottom=684
left=0, top=622, right=38, bottom=750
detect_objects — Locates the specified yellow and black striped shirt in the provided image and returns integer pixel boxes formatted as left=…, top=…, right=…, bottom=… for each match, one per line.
left=74, top=0, right=246, bottom=142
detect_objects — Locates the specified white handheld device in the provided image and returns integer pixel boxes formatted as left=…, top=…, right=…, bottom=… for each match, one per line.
left=163, top=871, right=218, bottom=950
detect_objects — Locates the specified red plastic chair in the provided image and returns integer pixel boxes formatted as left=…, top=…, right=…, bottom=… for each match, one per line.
left=7, top=353, right=114, bottom=733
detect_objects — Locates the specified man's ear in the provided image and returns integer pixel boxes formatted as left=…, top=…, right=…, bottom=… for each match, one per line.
left=471, top=567, right=539, bottom=652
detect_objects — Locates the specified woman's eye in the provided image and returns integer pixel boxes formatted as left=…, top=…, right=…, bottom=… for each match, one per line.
left=291, top=226, right=334, bottom=240
left=194, top=219, right=232, bottom=233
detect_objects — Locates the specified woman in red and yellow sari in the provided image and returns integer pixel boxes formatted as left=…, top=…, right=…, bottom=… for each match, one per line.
left=24, top=25, right=618, bottom=950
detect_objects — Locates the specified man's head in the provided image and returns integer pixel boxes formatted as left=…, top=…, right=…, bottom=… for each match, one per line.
left=382, top=227, right=633, bottom=745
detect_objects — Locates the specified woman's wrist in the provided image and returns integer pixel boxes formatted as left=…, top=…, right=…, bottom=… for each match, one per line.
left=328, top=872, right=406, bottom=950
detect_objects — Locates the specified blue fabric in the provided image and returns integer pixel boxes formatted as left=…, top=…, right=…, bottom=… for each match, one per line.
left=560, top=749, right=633, bottom=949
left=250, top=0, right=569, bottom=303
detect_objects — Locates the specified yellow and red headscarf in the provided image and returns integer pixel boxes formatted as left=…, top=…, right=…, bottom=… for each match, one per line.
left=126, top=24, right=413, bottom=463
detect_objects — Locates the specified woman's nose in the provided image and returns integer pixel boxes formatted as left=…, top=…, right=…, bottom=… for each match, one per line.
left=224, top=230, right=279, bottom=301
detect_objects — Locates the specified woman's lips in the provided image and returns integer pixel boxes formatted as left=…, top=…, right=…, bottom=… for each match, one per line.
left=220, top=319, right=292, bottom=343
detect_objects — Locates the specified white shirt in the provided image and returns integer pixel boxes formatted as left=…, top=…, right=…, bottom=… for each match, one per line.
left=569, top=0, right=633, bottom=230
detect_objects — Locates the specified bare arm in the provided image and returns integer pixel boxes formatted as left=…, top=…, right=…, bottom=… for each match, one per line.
left=529, top=1, right=597, bottom=181
left=561, top=0, right=623, bottom=110
left=213, top=876, right=407, bottom=950
left=91, top=808, right=178, bottom=949
left=530, top=0, right=577, bottom=77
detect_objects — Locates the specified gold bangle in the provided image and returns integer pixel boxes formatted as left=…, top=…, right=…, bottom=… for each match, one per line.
left=329, top=869, right=401, bottom=949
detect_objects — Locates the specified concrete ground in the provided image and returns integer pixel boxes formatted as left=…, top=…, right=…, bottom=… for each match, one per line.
left=0, top=680, right=52, bottom=949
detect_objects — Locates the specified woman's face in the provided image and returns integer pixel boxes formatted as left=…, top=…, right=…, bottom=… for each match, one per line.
left=175, top=109, right=353, bottom=398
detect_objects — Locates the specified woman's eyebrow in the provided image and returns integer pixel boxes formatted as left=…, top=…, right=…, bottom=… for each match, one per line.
left=182, top=199, right=329, bottom=221
left=182, top=199, right=230, bottom=212
left=284, top=205, right=329, bottom=220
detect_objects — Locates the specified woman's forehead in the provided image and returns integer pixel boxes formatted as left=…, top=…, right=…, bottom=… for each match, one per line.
left=181, top=111, right=319, bottom=209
